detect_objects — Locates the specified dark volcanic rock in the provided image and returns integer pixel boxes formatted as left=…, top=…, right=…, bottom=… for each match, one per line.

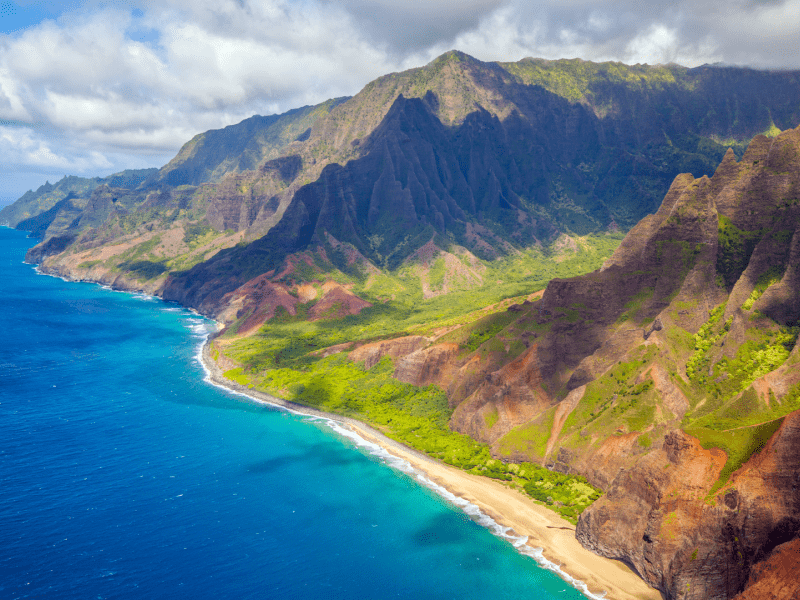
left=732, top=537, right=800, bottom=600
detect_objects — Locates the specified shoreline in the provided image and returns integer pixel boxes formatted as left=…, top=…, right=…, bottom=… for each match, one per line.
left=12, top=224, right=660, bottom=600
left=200, top=340, right=661, bottom=600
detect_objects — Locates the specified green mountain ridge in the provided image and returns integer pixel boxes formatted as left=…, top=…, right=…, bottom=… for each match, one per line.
left=0, top=170, right=157, bottom=228
left=155, top=54, right=800, bottom=313
left=157, top=97, right=349, bottom=187
left=10, top=51, right=800, bottom=302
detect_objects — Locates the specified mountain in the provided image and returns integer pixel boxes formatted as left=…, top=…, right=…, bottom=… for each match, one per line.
left=156, top=98, right=348, bottom=187
left=206, top=124, right=800, bottom=600
left=238, top=124, right=799, bottom=599
left=0, top=170, right=157, bottom=228
left=10, top=51, right=800, bottom=310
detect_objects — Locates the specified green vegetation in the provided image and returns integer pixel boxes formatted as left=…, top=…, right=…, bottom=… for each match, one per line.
left=686, top=418, right=784, bottom=496
left=223, top=234, right=622, bottom=372
left=457, top=312, right=518, bottom=354
left=78, top=260, right=102, bottom=269
left=497, top=407, right=557, bottom=460
left=222, top=351, right=601, bottom=523
left=675, top=281, right=800, bottom=495
left=685, top=301, right=798, bottom=422
left=251, top=355, right=488, bottom=464
left=118, top=207, right=179, bottom=235
left=717, top=216, right=763, bottom=288
left=519, top=465, right=601, bottom=522
left=705, top=326, right=798, bottom=405
left=742, top=266, right=784, bottom=311
left=212, top=235, right=623, bottom=524
left=617, top=287, right=655, bottom=324
left=484, top=407, right=499, bottom=429
left=559, top=345, right=661, bottom=445
left=113, top=236, right=167, bottom=279
left=124, top=260, right=168, bottom=280
left=183, top=222, right=215, bottom=245
left=762, top=123, right=782, bottom=138
left=427, top=255, right=446, bottom=291
left=685, top=303, right=727, bottom=383
left=500, top=58, right=685, bottom=105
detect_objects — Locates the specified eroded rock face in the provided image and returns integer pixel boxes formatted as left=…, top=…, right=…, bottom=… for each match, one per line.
left=306, top=282, right=372, bottom=321
left=436, top=127, right=800, bottom=599
left=451, top=342, right=555, bottom=443
left=348, top=336, right=429, bottom=369
left=217, top=273, right=299, bottom=334
left=394, top=343, right=460, bottom=387
left=577, top=412, right=800, bottom=600
left=732, top=537, right=800, bottom=600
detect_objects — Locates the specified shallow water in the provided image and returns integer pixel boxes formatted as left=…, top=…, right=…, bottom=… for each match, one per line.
left=0, top=226, right=590, bottom=600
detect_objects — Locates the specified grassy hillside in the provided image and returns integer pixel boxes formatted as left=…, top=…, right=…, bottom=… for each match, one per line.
left=211, top=232, right=619, bottom=521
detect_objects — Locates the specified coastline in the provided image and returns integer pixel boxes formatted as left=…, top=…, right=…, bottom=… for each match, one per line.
left=12, top=224, right=660, bottom=600
left=200, top=340, right=661, bottom=600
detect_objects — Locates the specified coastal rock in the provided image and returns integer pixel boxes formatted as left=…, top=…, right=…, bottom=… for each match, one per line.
left=731, top=537, right=800, bottom=600
left=577, top=411, right=800, bottom=600
left=349, top=336, right=430, bottom=369
left=394, top=343, right=460, bottom=387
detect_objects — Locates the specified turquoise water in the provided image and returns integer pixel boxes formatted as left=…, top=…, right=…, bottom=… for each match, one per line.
left=0, top=226, right=590, bottom=600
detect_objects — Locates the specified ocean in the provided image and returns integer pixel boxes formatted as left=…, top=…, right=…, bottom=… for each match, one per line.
left=0, top=226, right=590, bottom=600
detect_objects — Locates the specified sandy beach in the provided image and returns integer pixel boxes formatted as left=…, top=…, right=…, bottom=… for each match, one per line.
left=201, top=342, right=661, bottom=600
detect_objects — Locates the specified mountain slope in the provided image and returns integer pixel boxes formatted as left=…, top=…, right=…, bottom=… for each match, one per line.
left=158, top=55, right=800, bottom=314
left=0, top=170, right=156, bottom=228
left=12, top=52, right=800, bottom=310
left=156, top=97, right=348, bottom=187
left=440, top=126, right=800, bottom=600
left=209, top=125, right=800, bottom=600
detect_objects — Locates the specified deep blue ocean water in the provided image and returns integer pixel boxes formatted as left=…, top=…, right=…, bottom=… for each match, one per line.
left=0, top=226, right=591, bottom=600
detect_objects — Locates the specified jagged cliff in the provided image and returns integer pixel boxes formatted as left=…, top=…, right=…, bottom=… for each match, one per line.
left=10, top=52, right=800, bottom=310
left=211, top=125, right=800, bottom=600
left=183, top=125, right=800, bottom=600
left=335, top=126, right=800, bottom=600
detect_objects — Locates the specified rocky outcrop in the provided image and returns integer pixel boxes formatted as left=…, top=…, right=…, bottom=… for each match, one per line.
left=306, top=282, right=372, bottom=321
left=443, top=125, right=800, bottom=599
left=216, top=274, right=299, bottom=333
left=205, top=156, right=301, bottom=233
left=452, top=342, right=556, bottom=443
left=732, top=537, right=800, bottom=600
left=577, top=411, right=800, bottom=600
left=394, top=343, right=461, bottom=387
left=349, top=336, right=430, bottom=369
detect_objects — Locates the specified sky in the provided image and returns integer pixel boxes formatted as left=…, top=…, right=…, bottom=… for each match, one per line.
left=1, top=0, right=799, bottom=204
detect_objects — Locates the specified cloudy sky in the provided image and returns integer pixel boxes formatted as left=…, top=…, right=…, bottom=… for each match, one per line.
left=1, top=0, right=799, bottom=203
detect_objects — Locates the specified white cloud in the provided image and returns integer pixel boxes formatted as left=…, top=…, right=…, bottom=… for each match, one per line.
left=0, top=125, right=113, bottom=171
left=0, top=67, right=30, bottom=120
left=625, top=24, right=679, bottom=64
left=622, top=24, right=719, bottom=66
